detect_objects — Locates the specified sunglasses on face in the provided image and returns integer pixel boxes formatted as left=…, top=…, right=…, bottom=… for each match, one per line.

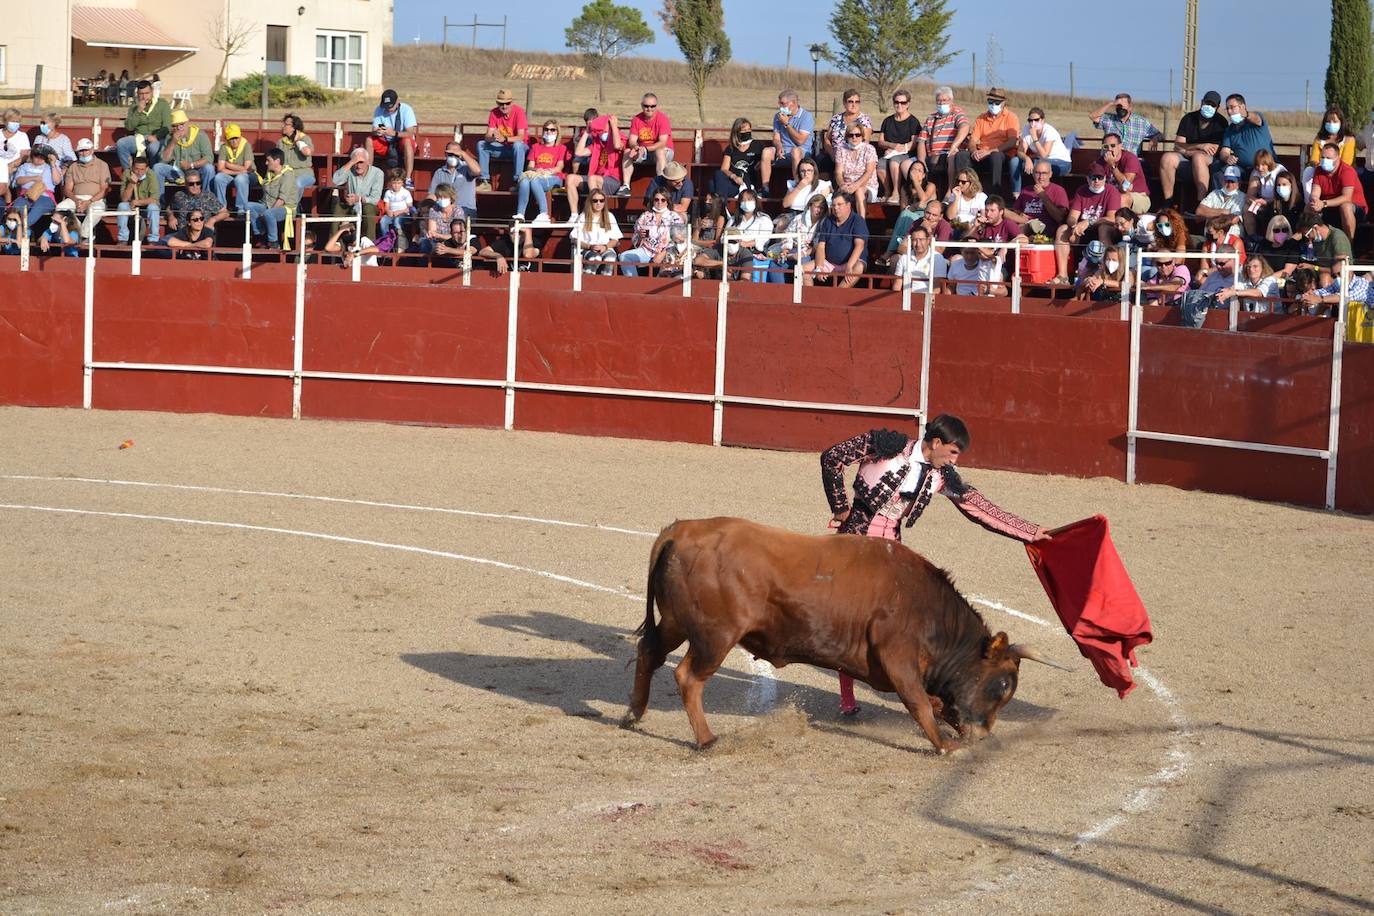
left=642, top=104, right=657, bottom=109
left=189, top=216, right=204, bottom=222
left=1088, top=174, right=1106, bottom=181
left=893, top=99, right=909, bottom=105
left=497, top=102, right=512, bottom=107
left=845, top=99, right=860, bottom=105
left=1027, top=117, right=1042, bottom=123
left=186, top=181, right=201, bottom=186
left=957, top=179, right=969, bottom=185
left=591, top=198, right=606, bottom=203
left=652, top=198, right=669, bottom=203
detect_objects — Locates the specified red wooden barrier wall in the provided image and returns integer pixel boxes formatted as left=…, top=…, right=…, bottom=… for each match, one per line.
left=3, top=264, right=1372, bottom=514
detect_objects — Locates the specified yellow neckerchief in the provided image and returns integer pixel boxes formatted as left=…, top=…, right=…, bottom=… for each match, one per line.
left=255, top=163, right=294, bottom=186
left=175, top=125, right=201, bottom=148
left=256, top=165, right=297, bottom=245
left=222, top=139, right=249, bottom=163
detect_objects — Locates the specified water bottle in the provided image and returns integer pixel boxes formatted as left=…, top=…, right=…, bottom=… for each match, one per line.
left=421, top=136, right=432, bottom=158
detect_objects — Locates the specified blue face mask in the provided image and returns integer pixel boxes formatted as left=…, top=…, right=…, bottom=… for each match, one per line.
left=5, top=121, right=19, bottom=133
left=1228, top=112, right=1244, bottom=125
left=39, top=123, right=52, bottom=136
left=936, top=103, right=950, bottom=116
left=1325, top=121, right=1341, bottom=134
left=1200, top=104, right=1216, bottom=119
left=78, top=154, right=93, bottom=164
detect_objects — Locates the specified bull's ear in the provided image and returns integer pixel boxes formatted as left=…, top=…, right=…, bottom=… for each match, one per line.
left=983, top=632, right=1010, bottom=659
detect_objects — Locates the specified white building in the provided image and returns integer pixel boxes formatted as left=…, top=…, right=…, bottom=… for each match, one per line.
left=2, top=0, right=390, bottom=107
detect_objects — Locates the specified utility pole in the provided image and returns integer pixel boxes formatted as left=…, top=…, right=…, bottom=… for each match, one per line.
left=971, top=53, right=976, bottom=93
left=1069, top=61, right=1074, bottom=105
left=1182, top=0, right=1198, bottom=109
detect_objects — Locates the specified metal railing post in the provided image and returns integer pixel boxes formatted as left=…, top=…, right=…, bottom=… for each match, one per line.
left=713, top=240, right=731, bottom=446
left=83, top=234, right=95, bottom=409
left=792, top=224, right=804, bottom=304
left=1010, top=241, right=1021, bottom=313
left=131, top=209, right=142, bottom=276
left=572, top=231, right=582, bottom=292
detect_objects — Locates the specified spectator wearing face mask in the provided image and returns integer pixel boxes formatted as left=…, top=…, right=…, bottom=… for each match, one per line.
left=1217, top=94, right=1276, bottom=176
left=712, top=117, right=775, bottom=200
left=1243, top=150, right=1288, bottom=238
left=428, top=142, right=479, bottom=219
left=1, top=109, right=31, bottom=177
left=833, top=121, right=879, bottom=217
left=955, top=87, right=1021, bottom=195
left=1197, top=165, right=1247, bottom=219
left=1307, top=140, right=1366, bottom=242
left=1302, top=108, right=1357, bottom=197
left=516, top=120, right=570, bottom=224
left=63, top=138, right=111, bottom=235
left=723, top=188, right=773, bottom=279
left=1, top=211, right=27, bottom=253
left=917, top=86, right=969, bottom=193
left=1050, top=162, right=1121, bottom=285
left=1151, top=207, right=1188, bottom=255
left=564, top=114, right=623, bottom=215
left=1255, top=216, right=1298, bottom=269
left=35, top=114, right=76, bottom=168
left=1089, top=93, right=1161, bottom=155
left=1160, top=90, right=1227, bottom=205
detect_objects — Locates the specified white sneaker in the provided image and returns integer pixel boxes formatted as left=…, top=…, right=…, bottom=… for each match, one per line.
left=531, top=213, right=551, bottom=226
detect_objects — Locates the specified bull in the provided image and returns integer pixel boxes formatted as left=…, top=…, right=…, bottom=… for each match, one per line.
left=621, top=517, right=1066, bottom=754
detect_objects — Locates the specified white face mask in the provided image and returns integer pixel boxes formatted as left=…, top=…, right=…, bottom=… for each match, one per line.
left=445, top=155, right=460, bottom=167
left=778, top=105, right=791, bottom=117
left=5, top=121, right=19, bottom=133
left=936, top=103, right=951, bottom=116
left=543, top=131, right=557, bottom=144
left=598, top=132, right=609, bottom=143
left=740, top=200, right=756, bottom=214
left=4, top=221, right=17, bottom=231
left=436, top=197, right=450, bottom=208
left=1158, top=223, right=1173, bottom=237
left=1277, top=184, right=1292, bottom=200
left=1105, top=259, right=1119, bottom=272
left=987, top=102, right=1002, bottom=115
left=1229, top=112, right=1244, bottom=125
left=1088, top=180, right=1105, bottom=194
left=653, top=202, right=667, bottom=213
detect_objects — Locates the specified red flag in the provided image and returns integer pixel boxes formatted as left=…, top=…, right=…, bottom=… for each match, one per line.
left=1025, top=515, right=1152, bottom=698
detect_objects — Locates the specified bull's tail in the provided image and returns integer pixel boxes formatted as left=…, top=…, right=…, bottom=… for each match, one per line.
left=636, top=528, right=676, bottom=646
left=623, top=528, right=677, bottom=727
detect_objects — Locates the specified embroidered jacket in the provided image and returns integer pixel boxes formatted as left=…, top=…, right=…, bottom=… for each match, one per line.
left=820, top=429, right=1041, bottom=542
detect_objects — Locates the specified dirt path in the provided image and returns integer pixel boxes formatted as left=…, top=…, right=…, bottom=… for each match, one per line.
left=1, top=407, right=1370, bottom=914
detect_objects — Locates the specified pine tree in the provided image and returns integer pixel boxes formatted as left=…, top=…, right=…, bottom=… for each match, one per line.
left=826, top=0, right=955, bottom=114
left=565, top=0, right=655, bottom=104
left=1325, top=0, right=1374, bottom=126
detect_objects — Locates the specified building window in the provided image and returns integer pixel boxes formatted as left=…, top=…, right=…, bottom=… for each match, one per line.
left=315, top=31, right=363, bottom=90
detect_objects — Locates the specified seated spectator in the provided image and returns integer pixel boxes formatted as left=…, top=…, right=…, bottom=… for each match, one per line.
left=822, top=89, right=874, bottom=175
left=418, top=185, right=458, bottom=253
left=212, top=123, right=258, bottom=214
left=1007, top=162, right=1070, bottom=239
left=968, top=194, right=1023, bottom=245
left=369, top=89, right=418, bottom=188
left=723, top=188, right=773, bottom=278
left=517, top=120, right=570, bottom=224
left=1255, top=215, right=1299, bottom=268
left=331, top=148, right=384, bottom=240
left=380, top=168, right=414, bottom=238
left=1051, top=163, right=1122, bottom=284
left=116, top=82, right=170, bottom=172
left=658, top=223, right=695, bottom=278
left=621, top=188, right=685, bottom=276
left=693, top=191, right=728, bottom=263
left=166, top=207, right=215, bottom=259
left=770, top=192, right=827, bottom=269
left=777, top=157, right=832, bottom=230
left=1090, top=92, right=1161, bottom=155
left=804, top=190, right=868, bottom=288
left=1218, top=94, right=1276, bottom=178
left=247, top=150, right=301, bottom=249
left=325, top=224, right=401, bottom=269
left=1302, top=107, right=1357, bottom=195
left=36, top=113, right=76, bottom=168
left=155, top=111, right=214, bottom=197
left=1265, top=170, right=1306, bottom=230
left=1016, top=107, right=1072, bottom=179
left=1307, top=140, right=1367, bottom=241
left=876, top=88, right=920, bottom=203
left=1151, top=207, right=1189, bottom=254
left=1244, top=149, right=1288, bottom=237
left=1160, top=90, right=1226, bottom=204
left=1200, top=215, right=1246, bottom=271
left=279, top=114, right=317, bottom=193
left=1074, top=242, right=1128, bottom=302
left=947, top=246, right=1000, bottom=296
left=891, top=224, right=947, bottom=292
left=920, top=198, right=954, bottom=243
left=0, top=210, right=24, bottom=253
left=38, top=208, right=82, bottom=257
left=565, top=114, right=623, bottom=214
left=833, top=122, right=879, bottom=217
left=431, top=218, right=474, bottom=263
left=621, top=93, right=672, bottom=193
left=568, top=108, right=599, bottom=176
left=883, top=183, right=936, bottom=263
left=1180, top=244, right=1239, bottom=326
left=1140, top=252, right=1191, bottom=305
left=476, top=223, right=538, bottom=275
left=644, top=160, right=693, bottom=216
left=917, top=86, right=969, bottom=192
left=898, top=157, right=937, bottom=211
left=773, top=90, right=816, bottom=177
left=477, top=88, right=528, bottom=192
left=943, top=168, right=987, bottom=232
left=956, top=87, right=1021, bottom=195
left=166, top=172, right=227, bottom=236
left=63, top=139, right=111, bottom=236
left=1291, top=212, right=1351, bottom=276
left=1, top=110, right=29, bottom=182
left=712, top=118, right=774, bottom=200
left=115, top=156, right=161, bottom=244
left=1100, top=133, right=1150, bottom=214
left=7, top=151, right=57, bottom=229
left=1197, top=165, right=1247, bottom=219
left=428, top=142, right=479, bottom=219
left=1216, top=255, right=1281, bottom=313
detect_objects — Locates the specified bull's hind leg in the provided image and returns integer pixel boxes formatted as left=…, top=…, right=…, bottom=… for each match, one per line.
left=673, top=643, right=731, bottom=749
left=622, top=618, right=686, bottom=728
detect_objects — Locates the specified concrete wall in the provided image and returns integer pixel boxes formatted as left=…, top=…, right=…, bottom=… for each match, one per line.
left=3, top=3, right=73, bottom=108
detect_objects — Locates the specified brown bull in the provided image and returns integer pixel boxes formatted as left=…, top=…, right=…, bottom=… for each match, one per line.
left=622, top=517, right=1063, bottom=753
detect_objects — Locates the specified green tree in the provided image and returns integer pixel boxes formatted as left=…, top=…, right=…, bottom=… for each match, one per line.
left=659, top=0, right=731, bottom=124
left=1325, top=0, right=1374, bottom=129
left=565, top=0, right=655, bottom=104
left=826, top=0, right=955, bottom=113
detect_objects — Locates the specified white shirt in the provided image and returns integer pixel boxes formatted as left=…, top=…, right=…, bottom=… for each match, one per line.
left=1022, top=121, right=1070, bottom=162
left=947, top=256, right=996, bottom=295
left=573, top=219, right=623, bottom=248
left=1200, top=188, right=1245, bottom=214
left=892, top=250, right=948, bottom=292
left=946, top=190, right=987, bottom=225
left=382, top=188, right=413, bottom=216
left=726, top=212, right=772, bottom=256
left=785, top=178, right=833, bottom=211
left=1249, top=164, right=1287, bottom=201
left=0, top=129, right=30, bottom=169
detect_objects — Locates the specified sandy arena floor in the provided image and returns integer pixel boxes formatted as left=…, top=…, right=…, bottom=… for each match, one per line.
left=1, top=406, right=1371, bottom=915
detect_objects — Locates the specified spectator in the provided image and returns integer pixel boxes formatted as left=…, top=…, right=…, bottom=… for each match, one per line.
left=899, top=157, right=938, bottom=210
left=1199, top=215, right=1246, bottom=273
left=621, top=188, right=685, bottom=276
left=1074, top=241, right=1127, bottom=302
left=969, top=194, right=1022, bottom=245
left=1243, top=149, right=1288, bottom=237
left=943, top=168, right=987, bottom=231
left=39, top=209, right=82, bottom=257
left=0, top=210, right=24, bottom=253
left=117, top=82, right=171, bottom=172
left=1151, top=207, right=1189, bottom=254
left=876, top=88, right=920, bottom=203
left=947, top=246, right=998, bottom=296
left=151, top=73, right=163, bottom=102
left=326, top=224, right=401, bottom=269
left=833, top=121, right=879, bottom=217
left=691, top=192, right=728, bottom=277
left=369, top=89, right=418, bottom=188
left=517, top=120, right=570, bottom=224
left=1357, top=105, right=1374, bottom=206
left=35, top=113, right=76, bottom=167
left=379, top=168, right=414, bottom=238
left=155, top=110, right=214, bottom=195
left=7, top=152, right=55, bottom=229
left=1292, top=213, right=1351, bottom=276
left=1197, top=165, right=1247, bottom=219
left=822, top=89, right=874, bottom=173
left=476, top=223, right=538, bottom=275
left=0, top=153, right=9, bottom=208
left=1016, top=106, right=1072, bottom=179
left=1303, top=106, right=1357, bottom=194
left=248, top=149, right=301, bottom=249
left=2, top=109, right=31, bottom=176
left=431, top=218, right=474, bottom=264
left=166, top=172, right=227, bottom=235
left=1218, top=94, right=1276, bottom=175
left=956, top=87, right=1021, bottom=195
left=805, top=190, right=868, bottom=288
left=1099, top=133, right=1150, bottom=214
left=773, top=90, right=816, bottom=177
left=63, top=138, right=111, bottom=236
left=1050, top=162, right=1122, bottom=284
left=771, top=192, right=826, bottom=268
left=778, top=156, right=832, bottom=228
left=712, top=117, right=774, bottom=200
left=722, top=188, right=773, bottom=278
left=418, top=185, right=458, bottom=253
left=1140, top=252, right=1191, bottom=305
left=1216, top=255, right=1281, bottom=313
left=1266, top=170, right=1306, bottom=229
left=428, top=141, right=479, bottom=219
left=621, top=92, right=672, bottom=194
left=115, top=155, right=161, bottom=244
left=643, top=160, right=693, bottom=216
left=476, top=89, right=528, bottom=192
left=892, top=224, right=947, bottom=292
left=1090, top=92, right=1161, bottom=155
left=1159, top=90, right=1227, bottom=204
left=111, top=69, right=131, bottom=106
left=1255, top=215, right=1299, bottom=269
left=882, top=165, right=940, bottom=259
left=568, top=108, right=599, bottom=176
left=565, top=114, right=622, bottom=214
left=1308, top=140, right=1367, bottom=241
left=1179, top=244, right=1239, bottom=326
left=279, top=114, right=317, bottom=193
left=166, top=206, right=215, bottom=259
left=1007, top=161, right=1070, bottom=239
left=211, top=123, right=257, bottom=214
left=917, top=86, right=969, bottom=191
left=331, top=147, right=383, bottom=239
left=920, top=198, right=954, bottom=243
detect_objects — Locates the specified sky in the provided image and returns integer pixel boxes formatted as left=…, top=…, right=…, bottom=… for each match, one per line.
left=392, top=1, right=1336, bottom=113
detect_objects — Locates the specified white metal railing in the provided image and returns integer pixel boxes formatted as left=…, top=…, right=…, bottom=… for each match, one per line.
left=1126, top=249, right=1340, bottom=509
left=926, top=240, right=1069, bottom=316
left=719, top=226, right=807, bottom=305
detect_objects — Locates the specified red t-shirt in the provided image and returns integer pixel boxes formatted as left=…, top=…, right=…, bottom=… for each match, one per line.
left=1311, top=160, right=1367, bottom=209
left=1014, top=183, right=1071, bottom=235
left=629, top=111, right=671, bottom=147
left=488, top=104, right=528, bottom=140
left=527, top=141, right=570, bottom=172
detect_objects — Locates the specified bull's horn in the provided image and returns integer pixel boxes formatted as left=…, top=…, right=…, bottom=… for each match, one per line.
left=1012, top=644, right=1075, bottom=672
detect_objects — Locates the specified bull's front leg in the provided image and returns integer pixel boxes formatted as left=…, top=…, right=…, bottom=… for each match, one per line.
left=888, top=666, right=957, bottom=755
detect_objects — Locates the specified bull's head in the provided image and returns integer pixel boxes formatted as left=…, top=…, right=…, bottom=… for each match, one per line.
left=939, top=632, right=1069, bottom=740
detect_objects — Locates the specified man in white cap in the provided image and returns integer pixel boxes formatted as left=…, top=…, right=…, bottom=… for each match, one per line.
left=331, top=146, right=384, bottom=239
left=1196, top=165, right=1246, bottom=218
left=62, top=138, right=111, bottom=235
left=477, top=88, right=528, bottom=192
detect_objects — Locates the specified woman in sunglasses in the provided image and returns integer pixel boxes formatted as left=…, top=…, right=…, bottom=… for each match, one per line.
left=621, top=190, right=685, bottom=276
left=572, top=191, right=623, bottom=275
left=834, top=124, right=879, bottom=218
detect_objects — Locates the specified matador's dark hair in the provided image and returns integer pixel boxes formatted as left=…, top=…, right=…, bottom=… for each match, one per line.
left=923, top=414, right=970, bottom=450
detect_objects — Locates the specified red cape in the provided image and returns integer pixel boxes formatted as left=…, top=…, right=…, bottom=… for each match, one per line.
left=1025, top=515, right=1152, bottom=698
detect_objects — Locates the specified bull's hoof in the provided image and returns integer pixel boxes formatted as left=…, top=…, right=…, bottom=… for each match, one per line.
left=619, top=710, right=641, bottom=729
left=696, top=735, right=718, bottom=750
left=937, top=740, right=963, bottom=756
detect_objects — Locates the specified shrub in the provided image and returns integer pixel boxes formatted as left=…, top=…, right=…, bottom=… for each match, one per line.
left=211, top=73, right=342, bottom=109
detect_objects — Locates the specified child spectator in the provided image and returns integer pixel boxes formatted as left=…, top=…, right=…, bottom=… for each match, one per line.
left=380, top=168, right=414, bottom=238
